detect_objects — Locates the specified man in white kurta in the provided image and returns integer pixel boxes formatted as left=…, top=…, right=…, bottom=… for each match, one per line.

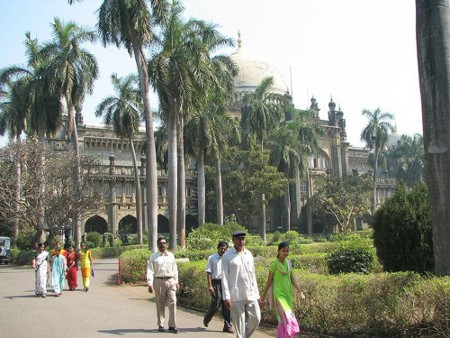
left=222, top=231, right=261, bottom=338
left=147, top=237, right=179, bottom=334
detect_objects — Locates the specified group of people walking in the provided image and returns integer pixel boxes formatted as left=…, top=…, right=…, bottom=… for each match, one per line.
left=31, top=241, right=94, bottom=298
left=147, top=230, right=304, bottom=338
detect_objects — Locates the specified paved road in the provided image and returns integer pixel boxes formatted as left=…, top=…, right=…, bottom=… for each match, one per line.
left=0, top=258, right=277, bottom=338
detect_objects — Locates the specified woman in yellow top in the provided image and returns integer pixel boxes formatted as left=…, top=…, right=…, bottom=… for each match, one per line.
left=79, top=242, right=94, bottom=292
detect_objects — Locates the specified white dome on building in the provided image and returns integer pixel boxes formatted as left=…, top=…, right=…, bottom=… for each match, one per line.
left=229, top=35, right=288, bottom=97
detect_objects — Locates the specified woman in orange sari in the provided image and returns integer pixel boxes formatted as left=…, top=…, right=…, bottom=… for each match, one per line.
left=79, top=242, right=94, bottom=292
left=65, top=245, right=78, bottom=291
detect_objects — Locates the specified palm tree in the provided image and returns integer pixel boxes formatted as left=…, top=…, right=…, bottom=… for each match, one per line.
left=416, top=0, right=450, bottom=275
left=96, top=73, right=144, bottom=244
left=97, top=0, right=169, bottom=251
left=149, top=0, right=234, bottom=248
left=185, top=93, right=240, bottom=226
left=360, top=108, right=394, bottom=214
left=268, top=123, right=300, bottom=232
left=241, top=76, right=287, bottom=241
left=42, top=18, right=99, bottom=249
left=268, top=109, right=323, bottom=232
left=0, top=80, right=28, bottom=240
left=390, top=134, right=424, bottom=187
left=0, top=33, right=63, bottom=243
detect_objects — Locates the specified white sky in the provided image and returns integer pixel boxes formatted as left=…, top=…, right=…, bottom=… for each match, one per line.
left=0, top=0, right=423, bottom=147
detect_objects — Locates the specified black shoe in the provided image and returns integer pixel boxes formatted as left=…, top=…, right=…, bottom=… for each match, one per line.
left=203, top=318, right=209, bottom=327
left=158, top=326, right=165, bottom=332
left=168, top=327, right=178, bottom=334
left=223, top=327, right=234, bottom=333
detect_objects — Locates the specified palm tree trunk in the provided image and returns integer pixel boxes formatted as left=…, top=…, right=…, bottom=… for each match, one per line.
left=71, top=107, right=82, bottom=250
left=372, top=148, right=379, bottom=214
left=168, top=111, right=177, bottom=249
left=13, top=137, right=21, bottom=240
left=134, top=47, right=158, bottom=252
left=215, top=155, right=224, bottom=225
left=129, top=136, right=143, bottom=245
left=284, top=184, right=291, bottom=232
left=261, top=193, right=266, bottom=243
left=197, top=151, right=206, bottom=226
left=177, top=116, right=186, bottom=249
left=37, top=129, right=46, bottom=244
left=416, top=0, right=450, bottom=275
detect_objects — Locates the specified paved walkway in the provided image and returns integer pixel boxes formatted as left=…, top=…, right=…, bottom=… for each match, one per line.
left=0, top=258, right=277, bottom=338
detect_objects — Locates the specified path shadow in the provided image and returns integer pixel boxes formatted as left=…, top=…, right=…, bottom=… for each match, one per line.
left=4, top=294, right=44, bottom=299
left=98, top=327, right=212, bottom=335
left=97, top=328, right=158, bottom=335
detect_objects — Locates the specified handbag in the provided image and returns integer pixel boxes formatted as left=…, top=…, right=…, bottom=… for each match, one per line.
left=91, top=268, right=95, bottom=277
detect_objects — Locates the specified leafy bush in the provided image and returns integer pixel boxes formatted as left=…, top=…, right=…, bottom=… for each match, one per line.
left=119, top=249, right=151, bottom=284
left=15, top=233, right=34, bottom=250
left=373, top=182, right=433, bottom=273
left=186, top=222, right=247, bottom=250
left=326, top=247, right=374, bottom=274
left=86, top=232, right=101, bottom=247
left=102, top=232, right=114, bottom=247
left=15, top=250, right=35, bottom=265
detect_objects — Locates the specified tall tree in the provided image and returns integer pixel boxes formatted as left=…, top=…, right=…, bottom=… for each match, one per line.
left=149, top=0, right=234, bottom=248
left=0, top=80, right=27, bottom=240
left=97, top=0, right=169, bottom=251
left=95, top=73, right=144, bottom=244
left=42, top=18, right=99, bottom=249
left=390, top=133, right=425, bottom=187
left=360, top=107, right=394, bottom=214
left=241, top=76, right=287, bottom=241
left=0, top=33, right=63, bottom=243
left=416, top=0, right=450, bottom=275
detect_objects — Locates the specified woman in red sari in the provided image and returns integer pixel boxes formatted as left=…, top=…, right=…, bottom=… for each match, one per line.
left=65, top=245, right=78, bottom=291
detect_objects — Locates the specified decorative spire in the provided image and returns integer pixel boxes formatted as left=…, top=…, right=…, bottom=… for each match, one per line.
left=237, top=30, right=242, bottom=49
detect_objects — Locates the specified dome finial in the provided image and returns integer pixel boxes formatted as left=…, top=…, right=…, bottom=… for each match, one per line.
left=237, top=30, right=242, bottom=49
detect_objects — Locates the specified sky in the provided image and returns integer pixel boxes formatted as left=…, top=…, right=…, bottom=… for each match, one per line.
left=0, top=0, right=422, bottom=148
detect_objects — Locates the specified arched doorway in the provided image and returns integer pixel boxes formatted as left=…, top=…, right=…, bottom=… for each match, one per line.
left=119, top=215, right=137, bottom=234
left=186, top=214, right=198, bottom=234
left=157, top=215, right=169, bottom=234
left=85, top=215, right=108, bottom=234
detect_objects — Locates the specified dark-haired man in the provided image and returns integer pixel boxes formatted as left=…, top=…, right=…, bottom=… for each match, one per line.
left=203, top=241, right=233, bottom=333
left=147, top=237, right=179, bottom=334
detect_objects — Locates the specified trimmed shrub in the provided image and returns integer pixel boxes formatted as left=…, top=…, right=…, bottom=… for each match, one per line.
left=373, top=182, right=433, bottom=273
left=119, top=249, right=151, bottom=284
left=86, top=232, right=101, bottom=247
left=186, top=222, right=247, bottom=250
left=102, top=232, right=114, bottom=247
left=326, top=247, right=374, bottom=274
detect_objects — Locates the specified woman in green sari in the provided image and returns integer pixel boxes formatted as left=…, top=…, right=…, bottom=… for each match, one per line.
left=260, top=242, right=304, bottom=337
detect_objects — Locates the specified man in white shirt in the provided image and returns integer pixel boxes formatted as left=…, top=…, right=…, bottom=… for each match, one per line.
left=222, top=231, right=261, bottom=338
left=147, top=237, right=179, bottom=334
left=203, top=241, right=233, bottom=333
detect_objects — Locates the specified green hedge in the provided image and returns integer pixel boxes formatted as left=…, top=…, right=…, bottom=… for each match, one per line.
left=176, top=261, right=450, bottom=336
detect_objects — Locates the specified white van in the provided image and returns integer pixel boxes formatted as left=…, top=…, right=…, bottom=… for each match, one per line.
left=0, top=237, right=11, bottom=264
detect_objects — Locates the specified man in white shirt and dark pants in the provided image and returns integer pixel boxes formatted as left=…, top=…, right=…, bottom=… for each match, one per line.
left=222, top=230, right=261, bottom=338
left=204, top=241, right=233, bottom=333
left=147, top=236, right=179, bottom=334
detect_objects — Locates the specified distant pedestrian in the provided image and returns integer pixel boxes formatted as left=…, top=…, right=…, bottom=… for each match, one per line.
left=65, top=245, right=78, bottom=291
left=260, top=242, right=304, bottom=338
left=222, top=230, right=261, bottom=338
left=51, top=248, right=67, bottom=296
left=79, top=242, right=94, bottom=292
left=147, top=237, right=179, bottom=334
left=51, top=241, right=66, bottom=257
left=31, top=243, right=50, bottom=298
left=203, top=241, right=233, bottom=333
